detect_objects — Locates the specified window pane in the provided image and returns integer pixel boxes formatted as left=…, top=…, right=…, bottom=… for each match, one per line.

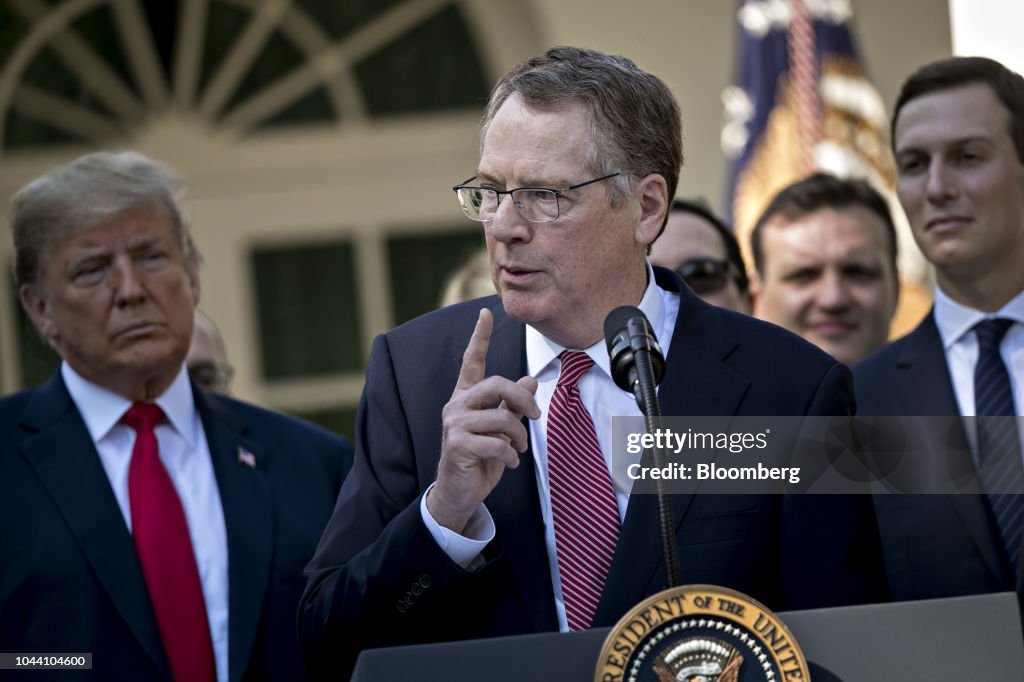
left=388, top=229, right=486, bottom=325
left=71, top=5, right=139, bottom=96
left=139, top=0, right=178, bottom=84
left=252, top=241, right=362, bottom=379
left=285, top=405, right=358, bottom=442
left=355, top=5, right=489, bottom=116
left=21, top=46, right=114, bottom=117
left=199, top=0, right=249, bottom=99
left=294, top=0, right=407, bottom=41
left=225, top=31, right=305, bottom=116
left=0, top=6, right=29, bottom=68
left=4, top=110, right=82, bottom=148
left=257, top=86, right=335, bottom=130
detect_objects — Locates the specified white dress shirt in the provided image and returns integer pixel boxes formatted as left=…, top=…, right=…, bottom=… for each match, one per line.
left=422, top=261, right=679, bottom=631
left=932, top=286, right=1024, bottom=456
left=62, top=362, right=229, bottom=682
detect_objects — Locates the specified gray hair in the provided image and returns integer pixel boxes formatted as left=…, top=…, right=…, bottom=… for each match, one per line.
left=9, top=150, right=200, bottom=290
left=482, top=46, right=683, bottom=230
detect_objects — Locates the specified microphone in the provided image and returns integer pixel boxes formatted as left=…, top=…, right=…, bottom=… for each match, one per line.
left=603, top=306, right=681, bottom=587
left=603, top=306, right=665, bottom=414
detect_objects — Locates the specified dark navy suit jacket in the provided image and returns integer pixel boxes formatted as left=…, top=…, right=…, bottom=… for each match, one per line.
left=0, top=372, right=352, bottom=681
left=300, top=267, right=886, bottom=679
left=854, top=311, right=1023, bottom=607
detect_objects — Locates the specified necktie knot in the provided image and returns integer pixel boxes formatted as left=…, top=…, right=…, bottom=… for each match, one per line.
left=123, top=402, right=165, bottom=433
left=557, top=351, right=594, bottom=388
left=975, top=318, right=1014, bottom=354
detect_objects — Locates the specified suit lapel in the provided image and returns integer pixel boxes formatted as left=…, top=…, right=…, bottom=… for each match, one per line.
left=597, top=271, right=751, bottom=621
left=483, top=303, right=559, bottom=632
left=893, top=313, right=1009, bottom=586
left=893, top=313, right=961, bottom=417
left=18, top=375, right=171, bottom=679
left=655, top=269, right=750, bottom=420
left=195, top=390, right=273, bottom=682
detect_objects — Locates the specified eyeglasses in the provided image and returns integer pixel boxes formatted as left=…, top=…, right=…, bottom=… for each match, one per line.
left=452, top=172, right=625, bottom=223
left=676, top=258, right=740, bottom=295
left=188, top=361, right=235, bottom=392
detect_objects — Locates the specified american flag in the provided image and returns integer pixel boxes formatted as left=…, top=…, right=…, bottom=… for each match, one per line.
left=237, top=446, right=256, bottom=469
left=722, top=0, right=930, bottom=336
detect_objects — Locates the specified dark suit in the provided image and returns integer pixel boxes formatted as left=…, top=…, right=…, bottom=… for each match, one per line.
left=300, top=267, right=886, bottom=678
left=0, top=372, right=353, bottom=681
left=854, top=311, right=1023, bottom=607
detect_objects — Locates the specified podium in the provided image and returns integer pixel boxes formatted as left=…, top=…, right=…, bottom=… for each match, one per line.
left=350, top=592, right=1024, bottom=681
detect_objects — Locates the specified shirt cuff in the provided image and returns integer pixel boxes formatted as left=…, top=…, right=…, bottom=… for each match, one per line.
left=420, top=482, right=495, bottom=569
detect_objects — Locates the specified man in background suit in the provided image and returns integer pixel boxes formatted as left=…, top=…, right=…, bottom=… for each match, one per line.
left=750, top=172, right=900, bottom=366
left=0, top=151, right=352, bottom=681
left=650, top=198, right=753, bottom=314
left=300, top=46, right=885, bottom=679
left=855, top=57, right=1024, bottom=611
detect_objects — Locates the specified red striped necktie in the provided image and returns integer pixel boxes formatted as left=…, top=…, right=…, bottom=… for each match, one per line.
left=125, top=402, right=215, bottom=682
left=546, top=351, right=621, bottom=630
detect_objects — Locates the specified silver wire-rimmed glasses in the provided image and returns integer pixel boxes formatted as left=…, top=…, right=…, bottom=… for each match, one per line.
left=452, top=172, right=625, bottom=223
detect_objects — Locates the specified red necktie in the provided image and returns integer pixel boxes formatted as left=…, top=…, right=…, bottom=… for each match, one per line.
left=546, top=351, right=621, bottom=630
left=125, top=402, right=215, bottom=682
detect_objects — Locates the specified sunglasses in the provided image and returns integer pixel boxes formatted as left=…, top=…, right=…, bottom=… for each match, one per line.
left=675, top=258, right=737, bottom=295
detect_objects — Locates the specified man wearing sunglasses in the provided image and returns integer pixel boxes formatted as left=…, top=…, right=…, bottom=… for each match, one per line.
left=651, top=199, right=752, bottom=314
left=750, top=173, right=900, bottom=366
left=300, top=46, right=885, bottom=679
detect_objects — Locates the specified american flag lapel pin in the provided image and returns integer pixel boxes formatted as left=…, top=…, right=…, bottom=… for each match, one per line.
left=237, top=446, right=257, bottom=469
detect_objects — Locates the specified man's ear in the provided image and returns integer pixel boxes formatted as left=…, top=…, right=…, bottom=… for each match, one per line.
left=20, top=284, right=57, bottom=343
left=634, top=173, right=669, bottom=247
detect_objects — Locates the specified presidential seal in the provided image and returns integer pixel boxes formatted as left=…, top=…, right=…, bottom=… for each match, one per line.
left=594, top=585, right=809, bottom=682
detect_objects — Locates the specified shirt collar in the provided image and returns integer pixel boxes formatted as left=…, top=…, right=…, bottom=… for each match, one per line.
left=525, top=260, right=666, bottom=379
left=61, top=361, right=199, bottom=447
left=934, top=285, right=1024, bottom=350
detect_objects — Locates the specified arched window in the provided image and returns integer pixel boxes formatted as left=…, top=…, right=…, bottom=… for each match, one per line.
left=0, top=0, right=541, bottom=437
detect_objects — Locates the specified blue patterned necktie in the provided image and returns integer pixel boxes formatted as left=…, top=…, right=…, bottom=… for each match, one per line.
left=973, top=318, right=1024, bottom=578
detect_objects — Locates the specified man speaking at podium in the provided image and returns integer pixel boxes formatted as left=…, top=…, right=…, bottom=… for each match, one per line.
left=300, top=46, right=885, bottom=678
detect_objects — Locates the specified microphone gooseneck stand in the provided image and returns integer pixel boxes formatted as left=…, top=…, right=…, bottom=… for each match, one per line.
left=605, top=308, right=681, bottom=588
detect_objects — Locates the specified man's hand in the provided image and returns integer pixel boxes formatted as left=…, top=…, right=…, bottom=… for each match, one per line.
left=427, top=308, right=540, bottom=534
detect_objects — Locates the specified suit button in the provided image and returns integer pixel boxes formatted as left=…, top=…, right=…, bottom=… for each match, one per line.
left=418, top=574, right=431, bottom=589
left=411, top=583, right=423, bottom=596
left=396, top=601, right=408, bottom=614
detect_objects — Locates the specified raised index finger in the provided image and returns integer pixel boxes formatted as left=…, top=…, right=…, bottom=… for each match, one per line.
left=456, top=308, right=493, bottom=389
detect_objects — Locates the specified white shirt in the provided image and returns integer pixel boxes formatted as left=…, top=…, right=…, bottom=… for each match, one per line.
left=421, top=262, right=679, bottom=631
left=62, top=362, right=229, bottom=682
left=932, top=286, right=1024, bottom=456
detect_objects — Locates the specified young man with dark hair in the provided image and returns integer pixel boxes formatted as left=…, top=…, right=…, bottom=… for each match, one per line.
left=855, top=56, right=1024, bottom=615
left=750, top=172, right=900, bottom=365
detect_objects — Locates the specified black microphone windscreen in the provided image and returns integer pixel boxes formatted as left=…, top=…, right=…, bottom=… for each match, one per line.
left=604, top=305, right=642, bottom=353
